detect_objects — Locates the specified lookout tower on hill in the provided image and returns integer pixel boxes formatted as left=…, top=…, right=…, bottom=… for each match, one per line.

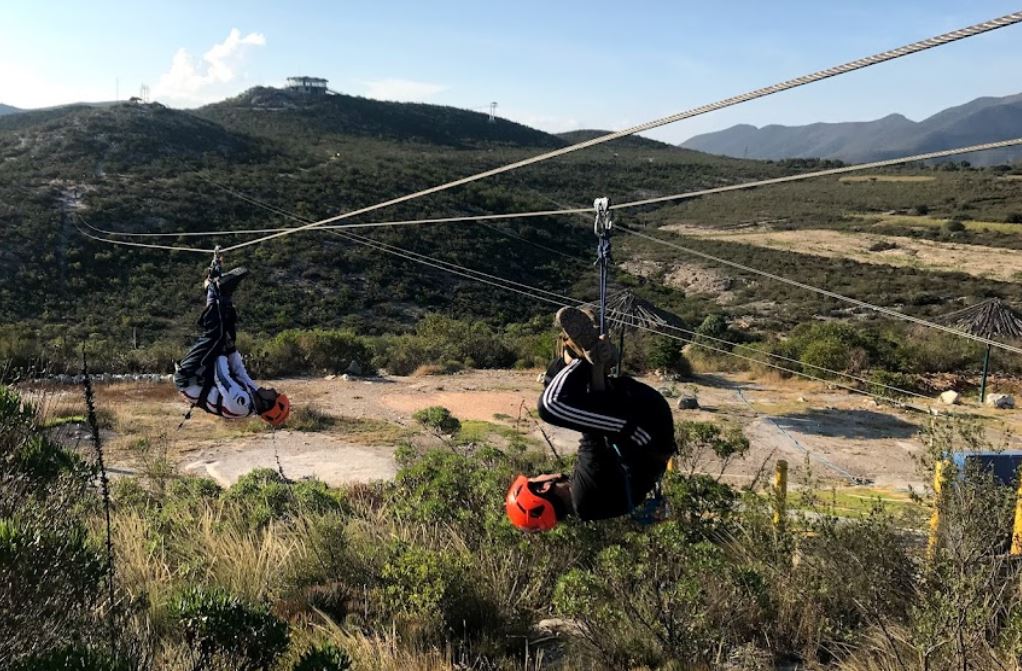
left=286, top=76, right=328, bottom=95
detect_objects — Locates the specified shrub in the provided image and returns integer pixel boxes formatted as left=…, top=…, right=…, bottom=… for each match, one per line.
left=223, top=469, right=345, bottom=527
left=171, top=586, right=289, bottom=671
left=381, top=543, right=501, bottom=641
left=675, top=420, right=750, bottom=474
left=943, top=218, right=966, bottom=233
left=1005, top=212, right=1022, bottom=224
left=800, top=336, right=853, bottom=374
left=645, top=335, right=691, bottom=376
left=553, top=526, right=766, bottom=668
left=254, top=329, right=372, bottom=377
left=0, top=387, right=109, bottom=661
left=10, top=645, right=131, bottom=671
left=293, top=644, right=352, bottom=671
left=412, top=406, right=461, bottom=435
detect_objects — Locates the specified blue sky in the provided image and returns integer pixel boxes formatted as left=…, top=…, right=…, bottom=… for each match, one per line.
left=2, top=1, right=1021, bottom=143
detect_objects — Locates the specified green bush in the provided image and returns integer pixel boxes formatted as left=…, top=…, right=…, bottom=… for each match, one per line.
left=292, top=644, right=352, bottom=671
left=645, top=335, right=691, bottom=376
left=223, top=469, right=345, bottom=527
left=943, top=218, right=966, bottom=233
left=412, top=406, right=461, bottom=435
left=1, top=387, right=109, bottom=661
left=553, top=526, right=765, bottom=668
left=381, top=543, right=501, bottom=641
left=373, top=315, right=516, bottom=375
left=800, top=336, right=854, bottom=374
left=10, top=645, right=131, bottom=671
left=171, top=586, right=289, bottom=671
left=254, top=329, right=371, bottom=377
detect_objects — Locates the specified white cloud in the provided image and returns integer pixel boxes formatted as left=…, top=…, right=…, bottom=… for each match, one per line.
left=154, top=28, right=266, bottom=106
left=500, top=108, right=581, bottom=134
left=362, top=78, right=448, bottom=102
left=0, top=60, right=106, bottom=108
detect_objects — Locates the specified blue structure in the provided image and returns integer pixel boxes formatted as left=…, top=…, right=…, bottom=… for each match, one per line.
left=950, top=451, right=1022, bottom=486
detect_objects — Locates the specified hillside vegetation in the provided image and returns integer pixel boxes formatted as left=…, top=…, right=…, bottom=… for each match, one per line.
left=5, top=383, right=1022, bottom=670
left=0, top=89, right=1019, bottom=388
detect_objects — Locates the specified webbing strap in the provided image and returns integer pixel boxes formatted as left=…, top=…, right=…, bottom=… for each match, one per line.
left=609, top=442, right=635, bottom=514
left=593, top=198, right=612, bottom=336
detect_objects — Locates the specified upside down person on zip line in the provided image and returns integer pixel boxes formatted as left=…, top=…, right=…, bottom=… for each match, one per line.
left=173, top=257, right=290, bottom=427
left=506, top=306, right=676, bottom=531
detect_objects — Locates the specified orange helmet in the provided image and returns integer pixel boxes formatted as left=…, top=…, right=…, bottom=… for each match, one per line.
left=506, top=475, right=559, bottom=532
left=258, top=390, right=290, bottom=427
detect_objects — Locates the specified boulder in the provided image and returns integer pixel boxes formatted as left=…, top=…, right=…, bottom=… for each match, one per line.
left=345, top=360, right=363, bottom=376
left=939, top=390, right=960, bottom=405
left=986, top=393, right=1015, bottom=409
left=677, top=394, right=699, bottom=410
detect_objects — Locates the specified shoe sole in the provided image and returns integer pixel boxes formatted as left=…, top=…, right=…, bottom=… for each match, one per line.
left=556, top=307, right=599, bottom=357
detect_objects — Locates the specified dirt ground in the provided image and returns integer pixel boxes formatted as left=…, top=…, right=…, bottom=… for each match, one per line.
left=24, top=368, right=1022, bottom=496
left=662, top=224, right=1022, bottom=282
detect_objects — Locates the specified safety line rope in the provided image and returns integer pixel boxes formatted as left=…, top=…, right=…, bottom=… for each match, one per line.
left=193, top=183, right=940, bottom=401
left=78, top=141, right=1022, bottom=358
left=317, top=227, right=929, bottom=404
left=618, top=225, right=1022, bottom=356
left=215, top=11, right=1022, bottom=253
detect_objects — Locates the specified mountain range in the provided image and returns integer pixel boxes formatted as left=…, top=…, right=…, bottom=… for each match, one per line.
left=0, top=104, right=21, bottom=116
left=681, top=92, right=1022, bottom=166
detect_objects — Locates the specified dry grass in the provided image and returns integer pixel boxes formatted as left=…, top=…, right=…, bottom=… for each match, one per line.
left=838, top=175, right=936, bottom=183
left=111, top=505, right=312, bottom=622
left=850, top=212, right=1022, bottom=234
left=664, top=224, right=1022, bottom=282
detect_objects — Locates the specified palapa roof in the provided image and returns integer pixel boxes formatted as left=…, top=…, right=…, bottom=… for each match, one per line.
left=938, top=298, right=1022, bottom=340
left=589, top=290, right=685, bottom=332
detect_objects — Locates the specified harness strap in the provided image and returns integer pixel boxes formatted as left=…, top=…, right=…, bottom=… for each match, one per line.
left=593, top=197, right=613, bottom=337
left=609, top=441, right=635, bottom=514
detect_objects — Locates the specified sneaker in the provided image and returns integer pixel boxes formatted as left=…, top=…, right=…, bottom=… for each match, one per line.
left=215, top=267, right=249, bottom=298
left=590, top=336, right=619, bottom=369
left=556, top=306, right=599, bottom=360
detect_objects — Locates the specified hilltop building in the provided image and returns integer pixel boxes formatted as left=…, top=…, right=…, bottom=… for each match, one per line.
left=286, top=76, right=328, bottom=95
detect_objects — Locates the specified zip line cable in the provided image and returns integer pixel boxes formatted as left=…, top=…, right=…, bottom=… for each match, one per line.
left=319, top=229, right=925, bottom=403
left=173, top=181, right=935, bottom=402
left=213, top=11, right=1022, bottom=253
left=84, top=136, right=1022, bottom=240
left=77, top=136, right=1022, bottom=356
left=617, top=225, right=1022, bottom=356
left=317, top=228, right=930, bottom=418
left=201, top=186, right=933, bottom=404
left=75, top=218, right=217, bottom=253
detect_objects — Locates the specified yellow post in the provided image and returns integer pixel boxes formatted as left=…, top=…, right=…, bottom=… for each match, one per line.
left=772, top=460, right=788, bottom=532
left=927, top=460, right=950, bottom=560
left=1011, top=477, right=1022, bottom=556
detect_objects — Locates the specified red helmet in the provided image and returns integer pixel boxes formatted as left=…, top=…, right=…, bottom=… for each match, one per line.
left=506, top=475, right=558, bottom=532
left=257, top=390, right=290, bottom=428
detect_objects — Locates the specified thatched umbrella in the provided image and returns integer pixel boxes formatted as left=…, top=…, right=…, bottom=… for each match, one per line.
left=939, top=298, right=1022, bottom=402
left=588, top=290, right=685, bottom=373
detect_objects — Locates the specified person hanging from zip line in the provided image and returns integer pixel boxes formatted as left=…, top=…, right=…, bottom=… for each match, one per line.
left=506, top=306, right=676, bottom=531
left=173, top=261, right=290, bottom=427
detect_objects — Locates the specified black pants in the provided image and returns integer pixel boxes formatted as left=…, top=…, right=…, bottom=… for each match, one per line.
left=174, top=299, right=237, bottom=391
left=538, top=358, right=656, bottom=449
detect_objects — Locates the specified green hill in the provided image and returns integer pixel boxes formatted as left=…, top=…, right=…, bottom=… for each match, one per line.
left=197, top=87, right=566, bottom=149
left=0, top=93, right=781, bottom=361
left=7, top=87, right=1016, bottom=375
